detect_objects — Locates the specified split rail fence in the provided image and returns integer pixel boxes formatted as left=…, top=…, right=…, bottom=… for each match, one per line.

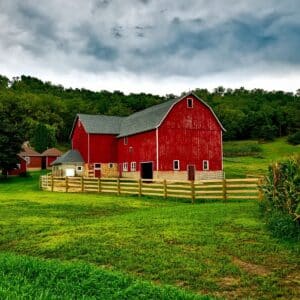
left=40, top=175, right=262, bottom=202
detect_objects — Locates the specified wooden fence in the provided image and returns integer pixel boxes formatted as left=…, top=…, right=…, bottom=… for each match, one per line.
left=40, top=175, right=262, bottom=202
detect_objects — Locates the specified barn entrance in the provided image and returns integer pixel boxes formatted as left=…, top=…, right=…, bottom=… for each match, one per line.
left=187, top=165, right=195, bottom=181
left=141, top=162, right=153, bottom=179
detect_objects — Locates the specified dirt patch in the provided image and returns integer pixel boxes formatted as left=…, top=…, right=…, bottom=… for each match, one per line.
left=219, top=276, right=240, bottom=287
left=233, top=257, right=271, bottom=276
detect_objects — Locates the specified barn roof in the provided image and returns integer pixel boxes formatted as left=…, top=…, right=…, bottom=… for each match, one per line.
left=19, top=146, right=41, bottom=157
left=70, top=93, right=225, bottom=138
left=51, top=150, right=84, bottom=166
left=41, top=148, right=62, bottom=157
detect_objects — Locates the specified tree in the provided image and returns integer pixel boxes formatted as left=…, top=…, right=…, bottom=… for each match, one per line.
left=0, top=97, right=26, bottom=176
left=31, top=123, right=57, bottom=153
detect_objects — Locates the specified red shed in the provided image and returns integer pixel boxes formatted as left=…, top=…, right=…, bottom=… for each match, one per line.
left=42, top=148, right=63, bottom=169
left=7, top=154, right=27, bottom=176
left=70, top=93, right=225, bottom=180
left=19, top=146, right=42, bottom=170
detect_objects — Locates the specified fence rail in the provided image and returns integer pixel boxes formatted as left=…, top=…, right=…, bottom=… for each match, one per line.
left=40, top=175, right=262, bottom=202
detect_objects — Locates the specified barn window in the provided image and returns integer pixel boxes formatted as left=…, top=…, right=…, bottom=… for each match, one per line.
left=94, top=163, right=101, bottom=170
left=187, top=98, right=193, bottom=108
left=131, top=162, right=136, bottom=172
left=24, top=156, right=30, bottom=165
left=173, top=160, right=180, bottom=170
left=76, top=166, right=83, bottom=171
left=123, top=162, right=128, bottom=171
left=109, top=163, right=114, bottom=168
left=124, top=136, right=128, bottom=145
left=203, top=160, right=209, bottom=171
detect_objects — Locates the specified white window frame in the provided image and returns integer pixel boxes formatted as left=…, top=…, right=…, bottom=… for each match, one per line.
left=24, top=156, right=30, bottom=165
left=173, top=160, right=180, bottom=171
left=187, top=97, right=193, bottom=108
left=94, top=163, right=101, bottom=170
left=203, top=160, right=209, bottom=171
left=124, top=136, right=128, bottom=145
left=131, top=162, right=136, bottom=172
left=76, top=166, right=83, bottom=172
left=123, top=162, right=128, bottom=172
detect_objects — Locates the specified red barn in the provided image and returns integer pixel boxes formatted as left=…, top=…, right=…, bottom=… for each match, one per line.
left=7, top=154, right=27, bottom=176
left=19, top=146, right=42, bottom=170
left=69, top=93, right=225, bottom=180
left=42, top=148, right=63, bottom=169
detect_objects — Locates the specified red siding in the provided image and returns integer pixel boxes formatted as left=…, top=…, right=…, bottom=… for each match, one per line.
left=158, top=95, right=222, bottom=171
left=7, top=158, right=27, bottom=175
left=72, top=119, right=89, bottom=162
left=27, top=156, right=42, bottom=169
left=117, top=130, right=156, bottom=171
left=46, top=156, right=59, bottom=168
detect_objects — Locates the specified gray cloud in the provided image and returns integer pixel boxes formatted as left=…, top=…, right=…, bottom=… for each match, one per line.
left=0, top=0, right=299, bottom=92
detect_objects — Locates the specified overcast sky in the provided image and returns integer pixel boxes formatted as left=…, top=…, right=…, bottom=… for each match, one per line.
left=0, top=0, right=300, bottom=95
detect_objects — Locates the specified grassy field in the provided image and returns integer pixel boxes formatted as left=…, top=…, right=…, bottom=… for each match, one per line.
left=223, top=138, right=300, bottom=178
left=0, top=172, right=299, bottom=299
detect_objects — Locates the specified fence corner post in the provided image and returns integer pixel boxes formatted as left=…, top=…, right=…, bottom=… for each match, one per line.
left=191, top=180, right=195, bottom=204
left=222, top=179, right=227, bottom=202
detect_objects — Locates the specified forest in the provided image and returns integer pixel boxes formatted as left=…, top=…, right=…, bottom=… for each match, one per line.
left=0, top=74, right=299, bottom=152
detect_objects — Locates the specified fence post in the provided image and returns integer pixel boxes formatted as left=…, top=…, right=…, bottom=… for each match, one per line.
left=51, top=175, right=54, bottom=192
left=191, top=180, right=195, bottom=204
left=80, top=176, right=84, bottom=192
left=222, top=179, right=227, bottom=201
left=258, top=177, right=263, bottom=201
left=163, top=179, right=167, bottom=199
left=138, top=179, right=142, bottom=197
left=65, top=177, right=68, bottom=193
left=98, top=177, right=101, bottom=193
left=117, top=178, right=121, bottom=195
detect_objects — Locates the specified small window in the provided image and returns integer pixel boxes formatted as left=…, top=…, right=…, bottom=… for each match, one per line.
left=131, top=162, right=136, bottom=172
left=124, top=136, right=128, bottom=145
left=109, top=163, right=114, bottom=169
left=203, top=160, right=209, bottom=171
left=16, top=163, right=21, bottom=169
left=187, top=98, right=193, bottom=108
left=94, top=163, right=101, bottom=170
left=123, top=162, right=128, bottom=171
left=24, top=156, right=30, bottom=165
left=173, top=160, right=180, bottom=171
left=76, top=166, right=83, bottom=171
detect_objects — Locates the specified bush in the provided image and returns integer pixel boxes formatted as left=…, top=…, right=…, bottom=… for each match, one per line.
left=287, top=131, right=300, bottom=145
left=259, top=156, right=300, bottom=240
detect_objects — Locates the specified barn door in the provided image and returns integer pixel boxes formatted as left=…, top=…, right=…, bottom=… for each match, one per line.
left=187, top=165, right=195, bottom=181
left=141, top=162, right=153, bottom=179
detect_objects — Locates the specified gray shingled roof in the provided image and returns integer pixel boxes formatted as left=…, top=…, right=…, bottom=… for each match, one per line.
left=77, top=114, right=124, bottom=134
left=118, top=99, right=176, bottom=137
left=51, top=150, right=84, bottom=166
left=70, top=93, right=225, bottom=139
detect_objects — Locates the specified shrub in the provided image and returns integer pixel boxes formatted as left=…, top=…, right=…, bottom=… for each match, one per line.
left=287, top=131, right=300, bottom=145
left=259, top=156, right=300, bottom=240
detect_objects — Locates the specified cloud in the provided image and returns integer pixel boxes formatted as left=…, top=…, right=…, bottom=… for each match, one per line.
left=0, top=0, right=299, bottom=94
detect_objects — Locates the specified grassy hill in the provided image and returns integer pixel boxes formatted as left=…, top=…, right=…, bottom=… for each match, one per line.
left=223, top=138, right=300, bottom=178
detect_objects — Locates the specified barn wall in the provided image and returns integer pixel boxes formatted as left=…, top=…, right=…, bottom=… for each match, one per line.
left=71, top=119, right=89, bottom=162
left=158, top=95, right=222, bottom=172
left=46, top=156, right=59, bottom=168
left=27, top=156, right=42, bottom=170
left=89, top=134, right=118, bottom=163
left=117, top=130, right=156, bottom=171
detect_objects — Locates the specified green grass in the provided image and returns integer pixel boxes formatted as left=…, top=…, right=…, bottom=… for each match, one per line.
left=224, top=138, right=300, bottom=177
left=0, top=172, right=299, bottom=299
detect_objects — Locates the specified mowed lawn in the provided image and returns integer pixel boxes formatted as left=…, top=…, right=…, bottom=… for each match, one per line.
left=0, top=173, right=299, bottom=299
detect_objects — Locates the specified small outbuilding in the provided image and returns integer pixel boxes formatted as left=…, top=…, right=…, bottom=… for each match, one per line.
left=19, top=146, right=42, bottom=170
left=51, top=149, right=84, bottom=177
left=6, top=154, right=27, bottom=176
left=42, top=148, right=63, bottom=169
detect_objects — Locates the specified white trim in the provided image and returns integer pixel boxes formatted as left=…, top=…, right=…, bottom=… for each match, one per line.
left=156, top=128, right=159, bottom=171
left=203, top=160, right=209, bottom=171
left=155, top=92, right=226, bottom=131
left=221, top=131, right=223, bottom=171
left=131, top=161, right=136, bottom=172
left=123, top=162, right=128, bottom=171
left=173, top=160, right=180, bottom=171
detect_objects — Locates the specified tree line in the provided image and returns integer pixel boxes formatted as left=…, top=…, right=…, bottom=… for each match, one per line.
left=0, top=74, right=299, bottom=156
